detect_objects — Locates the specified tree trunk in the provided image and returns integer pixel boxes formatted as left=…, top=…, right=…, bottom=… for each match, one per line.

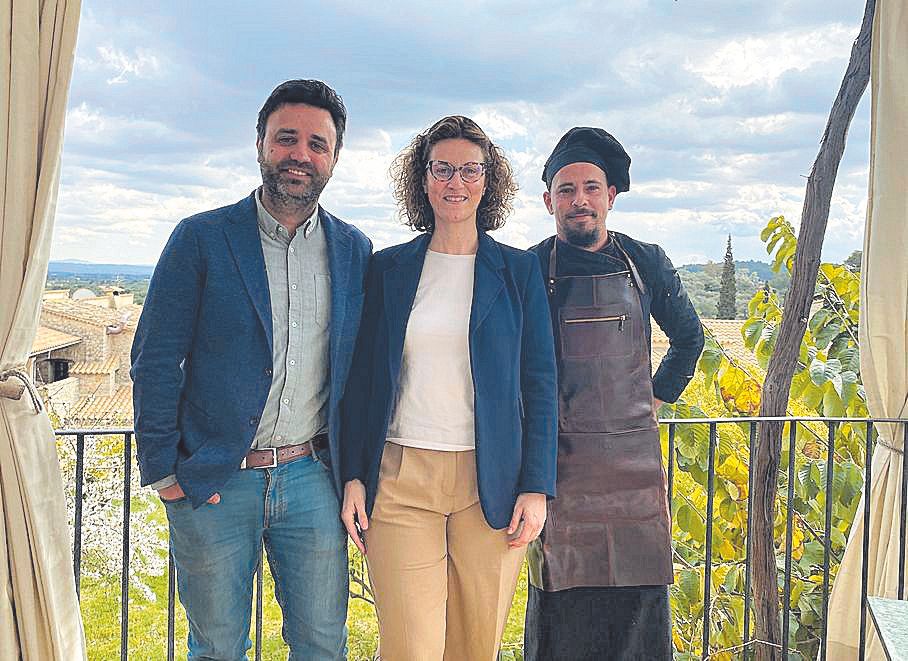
left=750, top=2, right=876, bottom=659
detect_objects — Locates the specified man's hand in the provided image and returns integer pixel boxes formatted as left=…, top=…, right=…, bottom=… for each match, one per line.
left=341, top=479, right=369, bottom=555
left=507, top=492, right=547, bottom=549
left=158, top=482, right=220, bottom=504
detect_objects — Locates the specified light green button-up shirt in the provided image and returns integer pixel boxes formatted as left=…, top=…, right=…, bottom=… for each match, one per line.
left=252, top=188, right=331, bottom=449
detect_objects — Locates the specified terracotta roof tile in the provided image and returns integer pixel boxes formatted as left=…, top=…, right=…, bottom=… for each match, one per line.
left=29, top=326, right=82, bottom=356
left=67, top=385, right=133, bottom=428
left=41, top=299, right=141, bottom=329
left=70, top=357, right=120, bottom=375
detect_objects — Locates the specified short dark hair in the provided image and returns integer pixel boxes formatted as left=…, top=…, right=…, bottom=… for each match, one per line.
left=256, top=79, right=347, bottom=154
left=390, top=115, right=517, bottom=232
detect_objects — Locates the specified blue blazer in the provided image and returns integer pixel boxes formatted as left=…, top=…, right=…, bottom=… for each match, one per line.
left=340, top=232, right=558, bottom=529
left=131, top=192, right=371, bottom=507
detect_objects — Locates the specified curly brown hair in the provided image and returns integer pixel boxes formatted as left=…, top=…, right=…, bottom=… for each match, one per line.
left=390, top=115, right=518, bottom=232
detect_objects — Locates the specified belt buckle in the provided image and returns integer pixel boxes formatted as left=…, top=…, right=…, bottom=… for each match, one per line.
left=263, top=447, right=279, bottom=469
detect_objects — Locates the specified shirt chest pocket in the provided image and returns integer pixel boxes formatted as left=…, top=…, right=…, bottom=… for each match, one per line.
left=314, top=273, right=331, bottom=328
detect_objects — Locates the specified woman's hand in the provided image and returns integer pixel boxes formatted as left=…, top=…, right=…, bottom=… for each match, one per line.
left=507, top=492, right=547, bottom=549
left=341, top=479, right=369, bottom=554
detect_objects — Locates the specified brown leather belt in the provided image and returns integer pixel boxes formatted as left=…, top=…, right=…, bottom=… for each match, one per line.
left=240, top=434, right=327, bottom=469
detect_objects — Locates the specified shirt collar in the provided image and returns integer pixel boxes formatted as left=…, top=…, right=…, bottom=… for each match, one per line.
left=255, top=188, right=320, bottom=240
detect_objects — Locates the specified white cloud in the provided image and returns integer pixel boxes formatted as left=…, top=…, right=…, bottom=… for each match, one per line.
left=96, top=46, right=161, bottom=84
left=65, top=103, right=187, bottom=145
left=686, top=24, right=855, bottom=90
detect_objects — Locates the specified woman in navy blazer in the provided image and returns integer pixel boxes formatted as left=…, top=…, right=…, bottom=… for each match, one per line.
left=340, top=116, right=557, bottom=659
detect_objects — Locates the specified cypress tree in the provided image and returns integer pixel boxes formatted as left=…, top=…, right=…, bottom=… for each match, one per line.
left=716, top=234, right=737, bottom=318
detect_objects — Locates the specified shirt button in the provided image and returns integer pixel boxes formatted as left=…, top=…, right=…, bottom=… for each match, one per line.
left=249, top=417, right=259, bottom=426
left=291, top=284, right=298, bottom=290
left=289, top=247, right=295, bottom=254
left=289, top=360, right=296, bottom=366
left=264, top=368, right=272, bottom=377
left=291, top=321, right=298, bottom=328
left=283, top=398, right=290, bottom=405
left=275, top=435, right=283, bottom=441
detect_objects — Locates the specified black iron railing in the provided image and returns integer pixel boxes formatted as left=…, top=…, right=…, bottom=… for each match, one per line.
left=57, top=417, right=908, bottom=660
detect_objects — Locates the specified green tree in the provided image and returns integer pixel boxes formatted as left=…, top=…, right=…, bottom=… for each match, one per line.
left=716, top=235, right=737, bottom=319
left=663, top=215, right=866, bottom=659
left=844, top=249, right=862, bottom=272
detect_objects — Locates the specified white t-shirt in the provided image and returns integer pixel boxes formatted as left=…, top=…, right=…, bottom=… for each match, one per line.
left=386, top=249, right=476, bottom=451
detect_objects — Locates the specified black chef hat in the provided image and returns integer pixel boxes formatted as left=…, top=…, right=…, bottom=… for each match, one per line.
left=542, top=127, right=631, bottom=193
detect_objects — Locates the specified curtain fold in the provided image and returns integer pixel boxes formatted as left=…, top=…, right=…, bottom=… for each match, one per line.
left=1, top=1, right=86, bottom=658
left=827, top=1, right=908, bottom=658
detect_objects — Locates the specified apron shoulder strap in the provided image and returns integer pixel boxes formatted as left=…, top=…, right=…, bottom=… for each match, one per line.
left=610, top=235, right=648, bottom=296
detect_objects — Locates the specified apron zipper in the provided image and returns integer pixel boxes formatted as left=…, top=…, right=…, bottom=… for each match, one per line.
left=563, top=314, right=627, bottom=331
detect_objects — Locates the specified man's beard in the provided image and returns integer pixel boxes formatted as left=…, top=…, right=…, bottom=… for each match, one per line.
left=561, top=215, right=604, bottom=248
left=259, top=159, right=329, bottom=212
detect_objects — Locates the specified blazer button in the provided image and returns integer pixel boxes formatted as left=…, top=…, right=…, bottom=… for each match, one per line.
left=249, top=417, right=259, bottom=426
left=264, top=368, right=272, bottom=377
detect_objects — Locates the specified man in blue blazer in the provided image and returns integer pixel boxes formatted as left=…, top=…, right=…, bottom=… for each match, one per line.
left=131, top=80, right=371, bottom=660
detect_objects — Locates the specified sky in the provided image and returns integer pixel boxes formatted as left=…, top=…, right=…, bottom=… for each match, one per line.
left=53, top=0, right=872, bottom=267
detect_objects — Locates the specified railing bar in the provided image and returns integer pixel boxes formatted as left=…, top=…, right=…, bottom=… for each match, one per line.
left=255, top=546, right=264, bottom=661
left=859, top=421, right=874, bottom=660
left=782, top=422, right=797, bottom=658
left=167, top=551, right=176, bottom=661
left=743, top=421, right=756, bottom=660
left=56, top=419, right=908, bottom=434
left=121, top=432, right=132, bottom=661
left=73, top=433, right=85, bottom=600
left=898, top=422, right=908, bottom=600
left=821, top=421, right=837, bottom=661
left=702, top=422, right=717, bottom=659
left=668, top=423, right=676, bottom=516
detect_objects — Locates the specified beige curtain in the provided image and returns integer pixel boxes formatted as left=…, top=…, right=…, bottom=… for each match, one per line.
left=1, top=1, right=85, bottom=659
left=826, top=1, right=908, bottom=659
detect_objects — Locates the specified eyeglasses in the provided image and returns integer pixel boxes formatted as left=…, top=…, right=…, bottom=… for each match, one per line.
left=426, top=160, right=488, bottom=183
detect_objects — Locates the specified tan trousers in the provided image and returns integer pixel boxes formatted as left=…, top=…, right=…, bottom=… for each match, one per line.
left=365, top=443, right=526, bottom=661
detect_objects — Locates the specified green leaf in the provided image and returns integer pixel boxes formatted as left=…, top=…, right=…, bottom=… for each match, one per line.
left=809, top=359, right=828, bottom=386
left=698, top=346, right=723, bottom=380
left=809, top=308, right=831, bottom=336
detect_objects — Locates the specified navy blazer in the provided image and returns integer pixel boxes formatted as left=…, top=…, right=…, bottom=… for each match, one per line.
left=340, top=232, right=558, bottom=529
left=131, top=192, right=372, bottom=507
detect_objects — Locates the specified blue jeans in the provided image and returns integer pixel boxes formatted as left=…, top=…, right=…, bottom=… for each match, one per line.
left=163, top=455, right=348, bottom=660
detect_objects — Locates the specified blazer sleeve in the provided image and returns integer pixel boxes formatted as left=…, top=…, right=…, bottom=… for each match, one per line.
left=517, top=256, right=559, bottom=496
left=340, top=256, right=382, bottom=484
left=649, top=246, right=705, bottom=402
left=130, top=219, right=203, bottom=486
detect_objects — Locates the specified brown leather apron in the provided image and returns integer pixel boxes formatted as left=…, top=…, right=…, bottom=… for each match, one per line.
left=528, top=238, right=673, bottom=590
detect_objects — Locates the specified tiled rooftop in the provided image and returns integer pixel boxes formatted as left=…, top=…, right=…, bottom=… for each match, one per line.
left=652, top=318, right=760, bottom=372
left=70, top=357, right=120, bottom=375
left=66, top=385, right=133, bottom=428
left=41, top=299, right=142, bottom=329
left=29, top=326, right=82, bottom=356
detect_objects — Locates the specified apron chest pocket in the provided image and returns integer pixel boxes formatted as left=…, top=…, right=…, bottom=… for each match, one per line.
left=560, top=306, right=633, bottom=358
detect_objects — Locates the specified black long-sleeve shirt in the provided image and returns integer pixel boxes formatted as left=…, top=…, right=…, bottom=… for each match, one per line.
left=531, top=233, right=704, bottom=402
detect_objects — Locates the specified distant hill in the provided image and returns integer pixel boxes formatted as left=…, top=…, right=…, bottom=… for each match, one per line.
left=48, top=261, right=154, bottom=278
left=676, top=260, right=789, bottom=319
left=679, top=260, right=777, bottom=282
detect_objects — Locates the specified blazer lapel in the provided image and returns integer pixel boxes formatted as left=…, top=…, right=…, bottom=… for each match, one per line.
left=470, top=232, right=504, bottom=337
left=321, top=208, right=353, bottom=368
left=224, top=193, right=273, bottom=350
left=383, top=234, right=430, bottom=378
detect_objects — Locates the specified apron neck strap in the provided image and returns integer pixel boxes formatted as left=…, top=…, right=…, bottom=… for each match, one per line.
left=549, top=235, right=648, bottom=296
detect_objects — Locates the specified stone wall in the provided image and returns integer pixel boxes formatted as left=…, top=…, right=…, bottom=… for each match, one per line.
left=39, top=311, right=109, bottom=363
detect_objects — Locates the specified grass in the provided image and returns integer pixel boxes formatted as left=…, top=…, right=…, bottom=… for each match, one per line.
left=80, top=544, right=530, bottom=660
